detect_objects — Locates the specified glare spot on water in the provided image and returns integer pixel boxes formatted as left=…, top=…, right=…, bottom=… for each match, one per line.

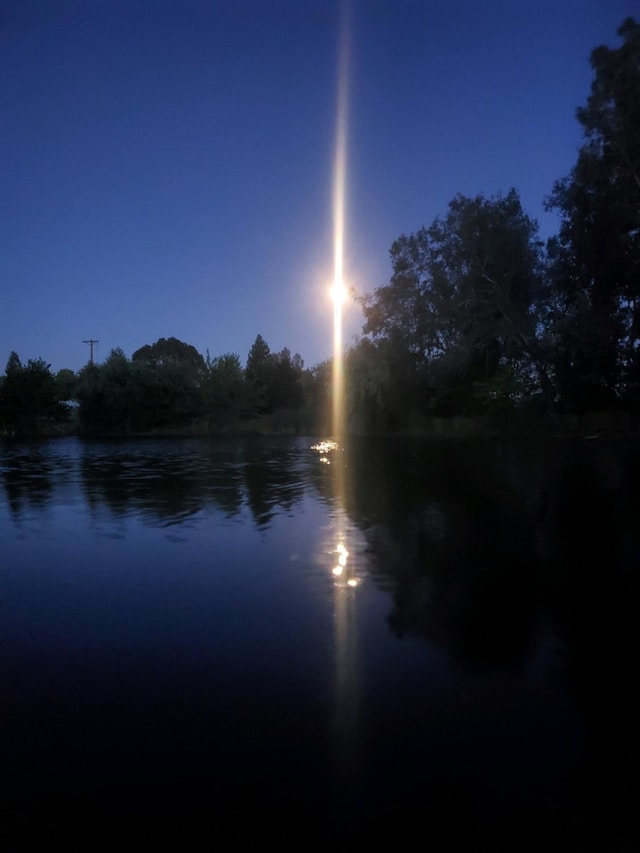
left=311, top=440, right=340, bottom=454
left=330, top=539, right=359, bottom=590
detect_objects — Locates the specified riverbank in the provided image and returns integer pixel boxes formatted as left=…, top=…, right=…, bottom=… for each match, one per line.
left=4, top=408, right=639, bottom=441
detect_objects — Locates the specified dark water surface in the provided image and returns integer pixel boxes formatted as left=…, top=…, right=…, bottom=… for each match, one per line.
left=1, top=436, right=638, bottom=849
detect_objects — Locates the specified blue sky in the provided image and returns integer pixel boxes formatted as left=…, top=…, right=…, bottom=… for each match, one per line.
left=1, top=0, right=635, bottom=373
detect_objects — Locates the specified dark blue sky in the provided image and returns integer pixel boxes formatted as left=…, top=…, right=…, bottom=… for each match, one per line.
left=1, top=0, right=634, bottom=373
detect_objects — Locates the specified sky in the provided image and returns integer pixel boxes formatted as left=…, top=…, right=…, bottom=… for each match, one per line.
left=1, top=0, right=636, bottom=374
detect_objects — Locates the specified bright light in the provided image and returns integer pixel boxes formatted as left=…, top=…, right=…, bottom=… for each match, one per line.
left=330, top=280, right=348, bottom=305
left=331, top=542, right=349, bottom=578
left=331, top=3, right=350, bottom=442
left=311, top=440, right=339, bottom=454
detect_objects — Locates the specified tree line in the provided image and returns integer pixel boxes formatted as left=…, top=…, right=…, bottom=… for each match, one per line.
left=0, top=335, right=316, bottom=437
left=1, top=18, right=638, bottom=437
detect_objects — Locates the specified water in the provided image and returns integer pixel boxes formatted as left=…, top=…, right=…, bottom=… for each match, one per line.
left=1, top=436, right=638, bottom=849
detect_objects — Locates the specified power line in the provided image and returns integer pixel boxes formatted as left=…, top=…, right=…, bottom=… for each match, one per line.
left=82, top=339, right=99, bottom=365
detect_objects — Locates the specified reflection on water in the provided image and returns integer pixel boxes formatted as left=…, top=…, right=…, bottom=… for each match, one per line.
left=0, top=444, right=67, bottom=520
left=1, top=435, right=638, bottom=847
left=0, top=437, right=310, bottom=529
left=332, top=533, right=360, bottom=790
left=313, top=436, right=363, bottom=792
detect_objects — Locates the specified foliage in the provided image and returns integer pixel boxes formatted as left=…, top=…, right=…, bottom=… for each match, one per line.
left=73, top=335, right=311, bottom=435
left=202, top=352, right=245, bottom=428
left=76, top=348, right=135, bottom=434
left=346, top=19, right=640, bottom=426
left=269, top=348, right=305, bottom=411
left=132, top=337, right=205, bottom=425
left=0, top=352, right=70, bottom=436
left=244, top=335, right=305, bottom=416
left=359, top=190, right=548, bottom=419
left=55, top=368, right=78, bottom=402
left=244, top=334, right=272, bottom=415
left=76, top=345, right=205, bottom=434
left=132, top=336, right=206, bottom=377
left=545, top=17, right=640, bottom=409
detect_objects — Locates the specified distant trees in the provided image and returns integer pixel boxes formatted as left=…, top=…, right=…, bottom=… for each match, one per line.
left=0, top=352, right=70, bottom=436
left=76, top=349, right=134, bottom=433
left=132, top=337, right=206, bottom=378
left=76, top=340, right=205, bottom=434
left=71, top=335, right=308, bottom=435
left=245, top=334, right=273, bottom=415
left=269, top=348, right=305, bottom=411
left=55, top=368, right=77, bottom=402
left=202, top=353, right=245, bottom=429
left=244, top=334, right=305, bottom=416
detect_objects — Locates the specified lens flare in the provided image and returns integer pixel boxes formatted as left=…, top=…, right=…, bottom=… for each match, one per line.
left=329, top=2, right=360, bottom=794
left=332, top=4, right=350, bottom=442
left=330, top=280, right=348, bottom=304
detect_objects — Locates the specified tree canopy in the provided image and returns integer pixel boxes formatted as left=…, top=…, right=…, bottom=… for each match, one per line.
left=0, top=353, right=70, bottom=436
left=545, top=17, right=640, bottom=409
left=360, top=190, right=548, bottom=419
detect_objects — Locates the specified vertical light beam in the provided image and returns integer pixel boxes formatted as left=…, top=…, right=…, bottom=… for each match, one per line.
left=329, top=2, right=359, bottom=793
left=332, top=4, right=350, bottom=440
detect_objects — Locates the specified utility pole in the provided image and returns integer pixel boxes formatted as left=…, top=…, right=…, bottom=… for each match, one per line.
left=83, top=339, right=99, bottom=365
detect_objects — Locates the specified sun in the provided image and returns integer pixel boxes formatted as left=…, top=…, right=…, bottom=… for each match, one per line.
left=330, top=279, right=348, bottom=305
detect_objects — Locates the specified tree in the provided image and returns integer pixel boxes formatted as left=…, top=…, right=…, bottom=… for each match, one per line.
left=360, top=190, right=549, bottom=416
left=76, top=348, right=134, bottom=433
left=304, top=358, right=332, bottom=434
left=244, top=334, right=272, bottom=415
left=269, top=348, right=305, bottom=411
left=55, top=368, right=77, bottom=402
left=0, top=352, right=70, bottom=435
left=243, top=336, right=307, bottom=420
left=131, top=337, right=205, bottom=425
left=344, top=339, right=395, bottom=432
left=202, top=352, right=245, bottom=428
left=132, top=336, right=206, bottom=378
left=545, top=18, right=640, bottom=409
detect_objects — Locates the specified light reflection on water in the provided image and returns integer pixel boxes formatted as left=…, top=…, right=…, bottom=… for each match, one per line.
left=1, top=435, right=638, bottom=846
left=313, top=433, right=365, bottom=791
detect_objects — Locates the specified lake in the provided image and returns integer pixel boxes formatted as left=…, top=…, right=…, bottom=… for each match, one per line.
left=1, top=435, right=638, bottom=850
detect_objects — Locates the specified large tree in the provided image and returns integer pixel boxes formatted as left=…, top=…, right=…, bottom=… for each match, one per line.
left=360, top=189, right=549, bottom=416
left=545, top=17, right=640, bottom=409
left=132, top=336, right=206, bottom=378
left=131, top=337, right=206, bottom=424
